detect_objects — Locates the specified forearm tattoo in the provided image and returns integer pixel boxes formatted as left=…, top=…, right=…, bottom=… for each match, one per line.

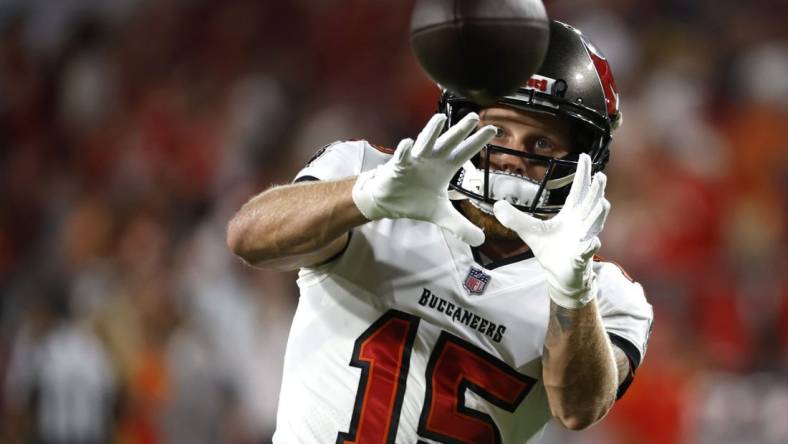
left=542, top=300, right=618, bottom=422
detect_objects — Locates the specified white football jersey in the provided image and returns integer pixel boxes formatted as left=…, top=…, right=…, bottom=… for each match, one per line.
left=273, top=141, right=653, bottom=444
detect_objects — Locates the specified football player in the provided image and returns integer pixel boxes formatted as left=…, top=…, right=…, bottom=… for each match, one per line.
left=228, top=21, right=653, bottom=444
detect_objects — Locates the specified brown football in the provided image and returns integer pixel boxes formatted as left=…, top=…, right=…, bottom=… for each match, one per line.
left=410, top=0, right=549, bottom=105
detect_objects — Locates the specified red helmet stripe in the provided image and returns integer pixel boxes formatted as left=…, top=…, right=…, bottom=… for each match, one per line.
left=584, top=41, right=620, bottom=119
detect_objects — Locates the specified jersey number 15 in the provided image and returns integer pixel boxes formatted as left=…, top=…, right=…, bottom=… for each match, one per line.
left=337, top=310, right=537, bottom=444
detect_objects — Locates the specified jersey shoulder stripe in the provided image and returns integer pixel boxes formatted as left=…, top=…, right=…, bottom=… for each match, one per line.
left=593, top=254, right=635, bottom=283
left=294, top=140, right=391, bottom=182
left=348, top=139, right=395, bottom=155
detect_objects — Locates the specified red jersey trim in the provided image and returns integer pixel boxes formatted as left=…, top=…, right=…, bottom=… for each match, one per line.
left=348, top=139, right=395, bottom=155
left=593, top=255, right=635, bottom=283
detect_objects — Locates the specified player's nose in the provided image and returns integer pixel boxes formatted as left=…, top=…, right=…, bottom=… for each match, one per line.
left=490, top=153, right=527, bottom=176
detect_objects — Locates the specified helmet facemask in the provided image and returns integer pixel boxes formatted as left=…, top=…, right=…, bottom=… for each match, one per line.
left=444, top=99, right=609, bottom=217
left=449, top=143, right=586, bottom=216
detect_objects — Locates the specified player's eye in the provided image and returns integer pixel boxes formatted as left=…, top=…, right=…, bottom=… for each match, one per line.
left=533, top=137, right=555, bottom=152
left=494, top=126, right=507, bottom=138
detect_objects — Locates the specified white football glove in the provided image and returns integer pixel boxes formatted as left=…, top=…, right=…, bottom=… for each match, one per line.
left=352, top=113, right=496, bottom=246
left=493, top=154, right=611, bottom=309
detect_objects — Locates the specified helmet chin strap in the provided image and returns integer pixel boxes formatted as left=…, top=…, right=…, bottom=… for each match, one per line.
left=449, top=161, right=575, bottom=214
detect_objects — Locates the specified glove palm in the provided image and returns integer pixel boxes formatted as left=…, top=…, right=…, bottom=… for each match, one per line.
left=353, top=113, right=496, bottom=246
left=493, top=154, right=610, bottom=308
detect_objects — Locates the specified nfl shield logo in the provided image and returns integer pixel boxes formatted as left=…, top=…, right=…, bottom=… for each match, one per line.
left=463, top=267, right=491, bottom=295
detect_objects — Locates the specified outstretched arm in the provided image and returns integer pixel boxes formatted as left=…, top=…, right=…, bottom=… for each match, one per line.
left=228, top=112, right=496, bottom=270
left=493, top=154, right=625, bottom=430
left=227, top=177, right=365, bottom=270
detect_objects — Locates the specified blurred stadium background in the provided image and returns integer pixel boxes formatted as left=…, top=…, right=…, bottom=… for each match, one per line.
left=0, top=0, right=786, bottom=443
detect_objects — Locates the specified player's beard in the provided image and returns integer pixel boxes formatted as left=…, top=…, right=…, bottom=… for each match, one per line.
left=457, top=200, right=521, bottom=241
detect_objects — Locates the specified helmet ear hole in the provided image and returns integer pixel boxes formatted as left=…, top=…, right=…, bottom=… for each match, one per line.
left=569, top=125, right=596, bottom=156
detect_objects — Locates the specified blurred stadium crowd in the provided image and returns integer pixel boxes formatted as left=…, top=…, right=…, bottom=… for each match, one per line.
left=0, top=0, right=785, bottom=443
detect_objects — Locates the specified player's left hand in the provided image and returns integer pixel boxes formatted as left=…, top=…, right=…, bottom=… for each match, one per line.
left=492, top=154, right=610, bottom=309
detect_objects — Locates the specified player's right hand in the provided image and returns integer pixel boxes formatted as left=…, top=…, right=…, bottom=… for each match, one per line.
left=492, top=154, right=610, bottom=309
left=352, top=113, right=496, bottom=246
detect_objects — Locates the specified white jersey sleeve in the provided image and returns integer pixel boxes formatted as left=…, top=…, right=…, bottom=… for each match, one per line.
left=593, top=259, right=653, bottom=370
left=294, top=140, right=393, bottom=182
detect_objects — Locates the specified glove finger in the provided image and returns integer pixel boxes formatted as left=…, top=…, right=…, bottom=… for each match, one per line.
left=449, top=124, right=497, bottom=166
left=563, top=153, right=592, bottom=210
left=579, top=172, right=607, bottom=220
left=492, top=200, right=543, bottom=235
left=431, top=202, right=485, bottom=246
left=589, top=198, right=611, bottom=239
left=579, top=236, right=602, bottom=262
left=434, top=112, right=478, bottom=157
left=393, top=138, right=415, bottom=165
left=582, top=196, right=610, bottom=240
left=412, top=114, right=447, bottom=158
